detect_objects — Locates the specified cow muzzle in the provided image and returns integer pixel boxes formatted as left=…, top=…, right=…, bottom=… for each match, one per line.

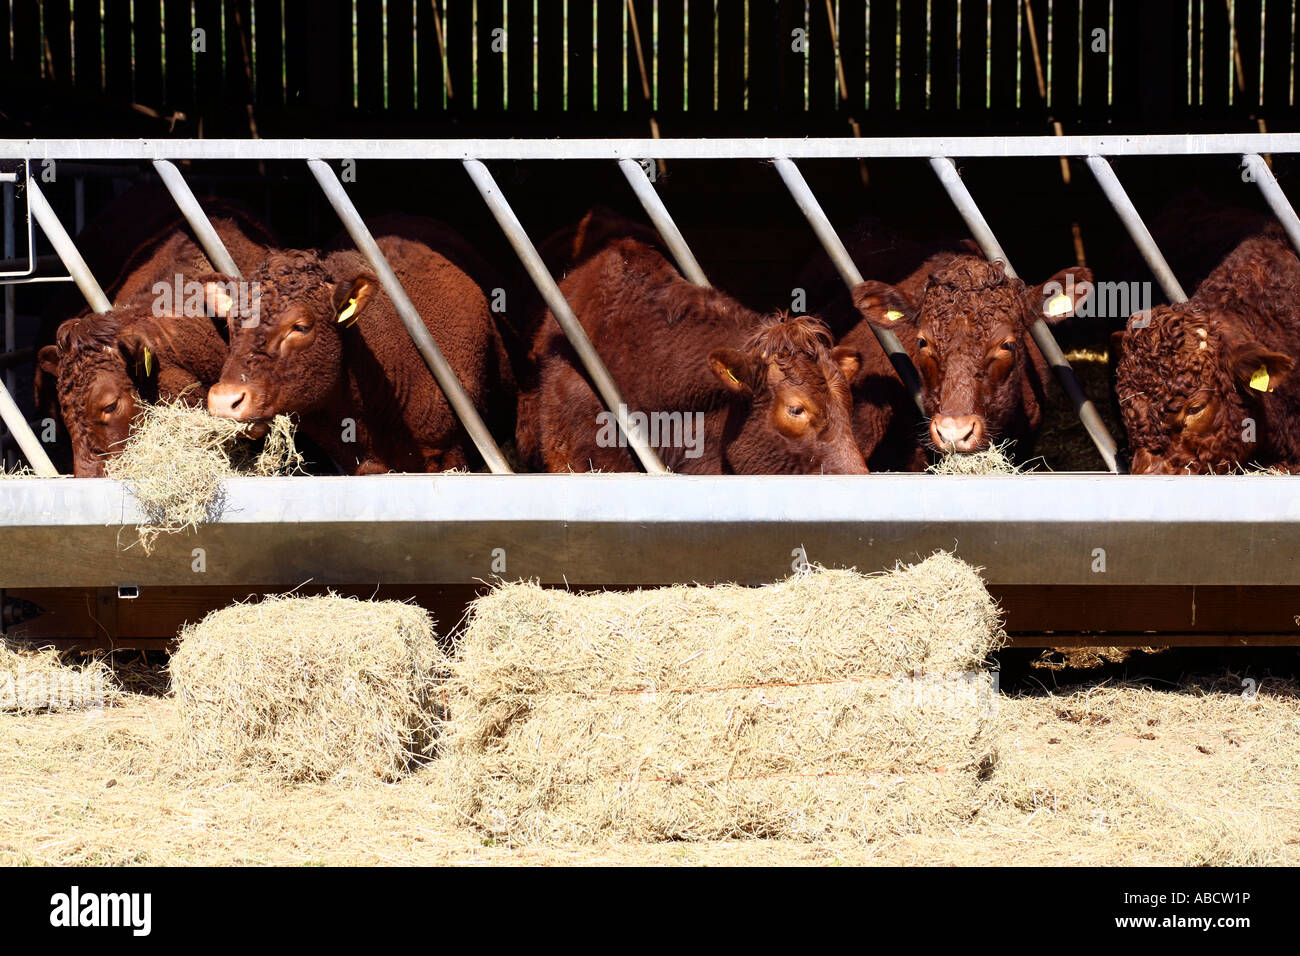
left=930, top=414, right=985, bottom=454
left=206, top=382, right=270, bottom=437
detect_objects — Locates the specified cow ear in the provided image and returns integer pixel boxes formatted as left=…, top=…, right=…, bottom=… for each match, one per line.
left=850, top=280, right=915, bottom=328
left=830, top=345, right=861, bottom=382
left=199, top=275, right=238, bottom=319
left=1230, top=343, right=1294, bottom=394
left=35, top=345, right=61, bottom=414
left=1031, top=267, right=1093, bottom=324
left=117, top=328, right=158, bottom=379
left=1109, top=329, right=1127, bottom=363
left=332, top=274, right=379, bottom=327
left=708, top=347, right=760, bottom=395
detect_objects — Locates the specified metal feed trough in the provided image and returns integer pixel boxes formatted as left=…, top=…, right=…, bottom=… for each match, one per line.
left=4, top=134, right=1300, bottom=627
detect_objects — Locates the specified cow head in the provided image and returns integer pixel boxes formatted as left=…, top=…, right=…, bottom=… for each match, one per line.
left=1115, top=306, right=1293, bottom=473
left=38, top=310, right=225, bottom=477
left=852, top=256, right=1090, bottom=454
left=707, top=314, right=868, bottom=474
left=206, top=253, right=379, bottom=432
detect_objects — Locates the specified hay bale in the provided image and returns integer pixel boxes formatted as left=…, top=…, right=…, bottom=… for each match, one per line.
left=170, top=594, right=449, bottom=782
left=928, top=441, right=1023, bottom=475
left=435, top=553, right=1006, bottom=844
left=0, top=644, right=120, bottom=713
left=105, top=399, right=301, bottom=551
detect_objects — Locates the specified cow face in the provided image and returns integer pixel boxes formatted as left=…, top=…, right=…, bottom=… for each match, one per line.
left=707, top=315, right=868, bottom=474
left=206, top=253, right=379, bottom=431
left=38, top=319, right=140, bottom=477
left=1115, top=306, right=1294, bottom=473
left=852, top=256, right=1090, bottom=454
left=38, top=312, right=220, bottom=477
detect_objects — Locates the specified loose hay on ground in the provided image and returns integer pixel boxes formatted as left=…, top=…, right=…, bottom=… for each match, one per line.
left=434, top=553, right=1006, bottom=845
left=0, top=643, right=120, bottom=713
left=105, top=399, right=301, bottom=550
left=169, top=594, right=449, bottom=783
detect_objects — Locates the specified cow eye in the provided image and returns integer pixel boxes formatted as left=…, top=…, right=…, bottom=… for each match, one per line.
left=786, top=405, right=806, bottom=418
left=916, top=336, right=929, bottom=350
left=102, top=399, right=119, bottom=415
left=1185, top=400, right=1208, bottom=417
left=291, top=322, right=312, bottom=334
left=1000, top=340, right=1015, bottom=353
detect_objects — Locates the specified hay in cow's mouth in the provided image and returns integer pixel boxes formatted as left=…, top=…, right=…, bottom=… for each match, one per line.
left=927, top=440, right=1024, bottom=475
left=105, top=399, right=302, bottom=552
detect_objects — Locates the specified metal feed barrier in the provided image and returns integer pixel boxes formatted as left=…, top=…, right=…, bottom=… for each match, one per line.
left=4, top=134, right=1300, bottom=646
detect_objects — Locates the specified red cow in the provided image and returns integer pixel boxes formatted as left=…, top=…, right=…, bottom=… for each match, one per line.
left=36, top=207, right=276, bottom=476
left=841, top=246, right=1090, bottom=468
left=1114, top=228, right=1300, bottom=473
left=526, top=229, right=867, bottom=475
left=205, top=217, right=514, bottom=474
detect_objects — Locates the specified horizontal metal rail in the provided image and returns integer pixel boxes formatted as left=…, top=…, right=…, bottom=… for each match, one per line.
left=308, top=159, right=513, bottom=474
left=4, top=473, right=1300, bottom=588
left=10, top=133, right=1300, bottom=160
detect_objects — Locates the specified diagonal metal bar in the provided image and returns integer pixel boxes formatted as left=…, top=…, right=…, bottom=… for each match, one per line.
left=307, top=159, right=513, bottom=475
left=773, top=157, right=925, bottom=414
left=463, top=159, right=668, bottom=475
left=1085, top=155, right=1188, bottom=303
left=28, top=179, right=111, bottom=314
left=617, top=158, right=709, bottom=286
left=152, top=159, right=243, bottom=277
left=930, top=157, right=1121, bottom=473
left=1243, top=153, right=1300, bottom=255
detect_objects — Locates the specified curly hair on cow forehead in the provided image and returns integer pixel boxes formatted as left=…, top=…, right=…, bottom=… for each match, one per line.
left=54, top=314, right=126, bottom=356
left=247, top=250, right=334, bottom=310
left=927, top=256, right=1018, bottom=292
left=744, top=312, right=834, bottom=360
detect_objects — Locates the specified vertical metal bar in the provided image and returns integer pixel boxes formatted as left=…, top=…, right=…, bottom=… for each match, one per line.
left=930, top=156, right=1121, bottom=474
left=152, top=159, right=243, bottom=276
left=772, top=156, right=925, bottom=414
left=463, top=158, right=669, bottom=474
left=1243, top=153, right=1300, bottom=255
left=0, top=383, right=56, bottom=476
left=27, top=179, right=112, bottom=315
left=306, top=159, right=513, bottom=475
left=3, top=181, right=14, bottom=469
left=1084, top=155, right=1189, bottom=303
left=617, top=158, right=710, bottom=287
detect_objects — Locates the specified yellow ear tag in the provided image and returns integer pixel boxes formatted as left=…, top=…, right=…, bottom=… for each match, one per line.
left=1249, top=365, right=1272, bottom=392
left=884, top=310, right=905, bottom=322
left=337, top=298, right=359, bottom=326
left=143, top=347, right=154, bottom=377
left=725, top=369, right=739, bottom=384
left=1045, top=293, right=1073, bottom=317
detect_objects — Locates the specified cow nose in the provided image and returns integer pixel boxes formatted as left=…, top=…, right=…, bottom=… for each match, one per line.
left=931, top=414, right=984, bottom=453
left=207, top=382, right=252, bottom=420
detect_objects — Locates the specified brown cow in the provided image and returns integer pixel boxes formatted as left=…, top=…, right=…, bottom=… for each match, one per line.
left=1114, top=229, right=1300, bottom=474
left=205, top=217, right=514, bottom=474
left=527, top=233, right=867, bottom=474
left=36, top=208, right=276, bottom=477
left=844, top=251, right=1091, bottom=466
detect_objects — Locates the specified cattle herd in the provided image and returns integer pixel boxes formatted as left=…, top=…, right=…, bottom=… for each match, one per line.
left=30, top=187, right=1300, bottom=478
